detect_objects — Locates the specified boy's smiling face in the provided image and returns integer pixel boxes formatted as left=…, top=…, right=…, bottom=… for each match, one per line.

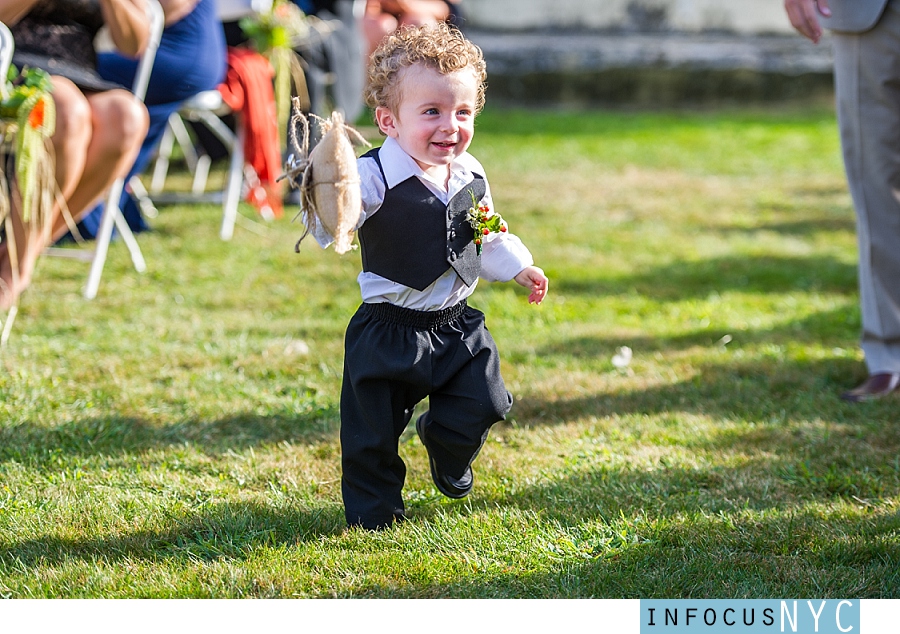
left=375, top=63, right=478, bottom=183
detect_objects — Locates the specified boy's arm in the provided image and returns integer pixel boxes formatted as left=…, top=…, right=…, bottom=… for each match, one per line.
left=514, top=266, right=548, bottom=305
left=462, top=155, right=548, bottom=303
left=472, top=229, right=550, bottom=304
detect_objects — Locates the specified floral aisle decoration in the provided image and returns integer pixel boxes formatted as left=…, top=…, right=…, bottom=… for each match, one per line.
left=0, top=64, right=56, bottom=344
left=240, top=0, right=310, bottom=148
left=466, top=190, right=506, bottom=255
left=1, top=64, right=56, bottom=231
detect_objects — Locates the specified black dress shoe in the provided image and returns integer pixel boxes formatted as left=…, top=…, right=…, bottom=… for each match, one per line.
left=416, top=414, right=473, bottom=499
left=840, top=372, right=900, bottom=402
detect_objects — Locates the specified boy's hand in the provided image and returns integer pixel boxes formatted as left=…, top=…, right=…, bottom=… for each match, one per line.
left=514, top=266, right=548, bottom=305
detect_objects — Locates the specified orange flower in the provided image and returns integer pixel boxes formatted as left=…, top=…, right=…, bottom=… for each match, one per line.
left=28, top=98, right=45, bottom=129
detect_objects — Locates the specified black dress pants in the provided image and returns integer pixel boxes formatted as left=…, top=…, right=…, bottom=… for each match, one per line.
left=340, top=300, right=513, bottom=529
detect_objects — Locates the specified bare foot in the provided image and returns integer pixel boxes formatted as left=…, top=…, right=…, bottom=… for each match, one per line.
left=0, top=221, right=44, bottom=310
left=0, top=241, right=16, bottom=310
left=0, top=288, right=15, bottom=311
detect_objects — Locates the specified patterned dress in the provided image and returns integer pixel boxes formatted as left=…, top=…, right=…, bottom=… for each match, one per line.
left=11, top=0, right=125, bottom=91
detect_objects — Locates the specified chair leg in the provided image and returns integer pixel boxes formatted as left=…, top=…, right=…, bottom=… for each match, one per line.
left=128, top=175, right=158, bottom=219
left=150, top=114, right=176, bottom=194
left=0, top=305, right=17, bottom=348
left=84, top=178, right=145, bottom=299
left=220, top=117, right=245, bottom=241
left=114, top=209, right=147, bottom=274
left=192, top=154, right=211, bottom=195
left=170, top=113, right=201, bottom=174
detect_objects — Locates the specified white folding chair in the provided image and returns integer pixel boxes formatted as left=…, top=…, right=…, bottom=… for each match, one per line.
left=148, top=89, right=246, bottom=240
left=142, top=0, right=348, bottom=241
left=141, top=0, right=271, bottom=241
left=83, top=0, right=165, bottom=299
left=0, top=21, right=11, bottom=86
left=43, top=0, right=166, bottom=299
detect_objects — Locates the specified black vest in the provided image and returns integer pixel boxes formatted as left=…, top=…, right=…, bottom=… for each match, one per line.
left=358, top=148, right=486, bottom=291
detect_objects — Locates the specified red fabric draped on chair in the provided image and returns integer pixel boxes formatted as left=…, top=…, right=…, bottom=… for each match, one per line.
left=217, top=46, right=284, bottom=219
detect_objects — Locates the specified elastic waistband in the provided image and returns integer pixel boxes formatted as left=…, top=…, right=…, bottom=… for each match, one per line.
left=362, top=300, right=467, bottom=330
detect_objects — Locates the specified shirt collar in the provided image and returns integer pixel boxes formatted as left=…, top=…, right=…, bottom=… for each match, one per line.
left=379, top=136, right=474, bottom=195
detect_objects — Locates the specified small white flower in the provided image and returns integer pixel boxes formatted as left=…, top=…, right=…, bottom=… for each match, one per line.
left=612, top=346, right=632, bottom=369
left=284, top=340, right=310, bottom=356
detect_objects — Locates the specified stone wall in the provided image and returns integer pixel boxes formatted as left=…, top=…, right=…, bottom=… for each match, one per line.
left=464, top=0, right=795, bottom=34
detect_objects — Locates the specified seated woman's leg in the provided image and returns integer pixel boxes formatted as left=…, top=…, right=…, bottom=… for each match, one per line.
left=53, top=88, right=148, bottom=239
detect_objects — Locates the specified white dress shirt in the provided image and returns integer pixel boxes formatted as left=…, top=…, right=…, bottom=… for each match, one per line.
left=311, top=136, right=534, bottom=311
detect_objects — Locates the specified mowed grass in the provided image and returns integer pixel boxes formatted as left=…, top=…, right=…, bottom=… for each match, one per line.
left=0, top=106, right=897, bottom=598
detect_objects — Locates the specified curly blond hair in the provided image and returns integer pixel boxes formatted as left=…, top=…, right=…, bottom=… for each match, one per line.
left=364, top=22, right=487, bottom=115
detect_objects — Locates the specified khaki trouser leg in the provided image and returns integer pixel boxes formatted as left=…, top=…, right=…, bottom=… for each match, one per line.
left=833, top=0, right=900, bottom=373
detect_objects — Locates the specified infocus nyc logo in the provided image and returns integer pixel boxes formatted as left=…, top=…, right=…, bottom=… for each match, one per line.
left=640, top=600, right=860, bottom=633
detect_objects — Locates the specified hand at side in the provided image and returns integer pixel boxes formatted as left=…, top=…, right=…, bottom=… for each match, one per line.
left=514, top=266, right=549, bottom=305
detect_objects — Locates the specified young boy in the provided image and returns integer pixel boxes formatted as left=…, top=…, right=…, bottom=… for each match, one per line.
left=312, top=22, right=548, bottom=530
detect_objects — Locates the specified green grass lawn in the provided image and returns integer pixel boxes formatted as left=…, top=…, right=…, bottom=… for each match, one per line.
left=0, top=105, right=897, bottom=598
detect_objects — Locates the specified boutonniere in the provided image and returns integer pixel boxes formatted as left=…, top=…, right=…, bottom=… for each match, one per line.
left=465, top=190, right=506, bottom=255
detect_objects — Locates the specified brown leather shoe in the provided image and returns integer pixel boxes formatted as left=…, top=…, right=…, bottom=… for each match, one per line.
left=840, top=372, right=900, bottom=402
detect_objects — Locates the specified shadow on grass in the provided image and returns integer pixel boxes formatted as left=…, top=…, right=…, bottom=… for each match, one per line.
left=6, top=459, right=888, bottom=597
left=2, top=446, right=894, bottom=594
left=400, top=420, right=900, bottom=597
left=1, top=388, right=896, bottom=596
left=512, top=355, right=898, bottom=428
left=405, top=502, right=900, bottom=598
left=533, top=303, right=860, bottom=362
left=746, top=215, right=854, bottom=237
left=0, top=499, right=347, bottom=571
left=0, top=407, right=340, bottom=467
left=555, top=254, right=856, bottom=300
